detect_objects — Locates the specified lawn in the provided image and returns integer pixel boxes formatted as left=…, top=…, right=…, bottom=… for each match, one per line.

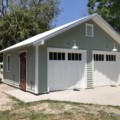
left=0, top=97, right=120, bottom=120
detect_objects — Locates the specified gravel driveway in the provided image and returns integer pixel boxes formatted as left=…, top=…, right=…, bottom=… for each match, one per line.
left=0, top=83, right=16, bottom=111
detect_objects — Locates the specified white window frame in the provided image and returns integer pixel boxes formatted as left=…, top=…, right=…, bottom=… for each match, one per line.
left=7, top=54, right=11, bottom=72
left=85, top=23, right=94, bottom=37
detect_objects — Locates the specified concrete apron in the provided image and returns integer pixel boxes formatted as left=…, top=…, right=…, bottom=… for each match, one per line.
left=5, top=86, right=120, bottom=106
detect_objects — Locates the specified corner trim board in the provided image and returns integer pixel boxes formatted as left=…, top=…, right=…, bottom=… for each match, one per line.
left=35, top=45, right=39, bottom=94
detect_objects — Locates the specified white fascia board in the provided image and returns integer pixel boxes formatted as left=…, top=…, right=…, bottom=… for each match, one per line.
left=33, top=40, right=44, bottom=46
left=1, top=13, right=109, bottom=52
left=0, top=43, right=32, bottom=53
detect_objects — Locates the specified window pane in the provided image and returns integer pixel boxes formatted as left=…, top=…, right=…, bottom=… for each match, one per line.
left=49, top=52, right=53, bottom=60
left=96, top=54, right=98, bottom=61
left=109, top=55, right=111, bottom=61
left=72, top=53, right=74, bottom=60
left=102, top=55, right=104, bottom=61
left=7, top=55, right=10, bottom=71
left=99, top=54, right=101, bottom=61
left=79, top=54, right=81, bottom=60
left=68, top=53, right=71, bottom=60
left=94, top=54, right=96, bottom=61
left=1, top=65, right=3, bottom=68
left=111, top=55, right=113, bottom=61
left=62, top=53, right=65, bottom=60
left=114, top=55, right=116, bottom=61
left=54, top=52, right=57, bottom=60
left=87, top=26, right=92, bottom=36
left=106, top=55, right=108, bottom=61
left=58, top=53, right=61, bottom=60
left=75, top=53, right=78, bottom=60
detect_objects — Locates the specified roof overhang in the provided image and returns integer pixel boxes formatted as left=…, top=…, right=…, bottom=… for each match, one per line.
left=1, top=13, right=120, bottom=53
left=92, top=15, right=120, bottom=44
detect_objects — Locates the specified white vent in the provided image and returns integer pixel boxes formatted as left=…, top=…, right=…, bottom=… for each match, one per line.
left=86, top=23, right=94, bottom=37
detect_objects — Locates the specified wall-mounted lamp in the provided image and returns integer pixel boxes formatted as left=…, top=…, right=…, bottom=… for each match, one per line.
left=112, top=44, right=118, bottom=52
left=72, top=40, right=79, bottom=50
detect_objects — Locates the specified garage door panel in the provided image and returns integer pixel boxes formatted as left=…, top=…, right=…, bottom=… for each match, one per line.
left=48, top=49, right=86, bottom=91
left=94, top=51, right=120, bottom=87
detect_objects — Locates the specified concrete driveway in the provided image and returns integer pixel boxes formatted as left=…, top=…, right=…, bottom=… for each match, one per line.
left=6, top=86, right=120, bottom=106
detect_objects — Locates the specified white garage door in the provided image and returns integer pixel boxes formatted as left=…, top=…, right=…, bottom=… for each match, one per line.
left=48, top=48, right=86, bottom=91
left=93, top=51, right=120, bottom=87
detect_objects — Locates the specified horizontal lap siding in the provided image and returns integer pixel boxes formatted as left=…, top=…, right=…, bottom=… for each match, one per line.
left=38, top=20, right=120, bottom=93
left=3, top=51, right=19, bottom=86
left=3, top=46, right=35, bottom=93
left=39, top=46, right=47, bottom=93
left=27, top=47, right=35, bottom=92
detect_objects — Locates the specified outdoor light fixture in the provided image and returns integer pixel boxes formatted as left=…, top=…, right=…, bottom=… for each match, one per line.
left=112, top=44, right=118, bottom=52
left=72, top=40, right=79, bottom=50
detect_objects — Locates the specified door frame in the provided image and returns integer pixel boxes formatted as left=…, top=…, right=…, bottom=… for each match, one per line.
left=19, top=50, right=27, bottom=90
left=47, top=47, right=87, bottom=92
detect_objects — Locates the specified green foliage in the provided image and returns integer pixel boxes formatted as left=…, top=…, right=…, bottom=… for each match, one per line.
left=0, top=0, right=61, bottom=48
left=87, top=0, right=120, bottom=32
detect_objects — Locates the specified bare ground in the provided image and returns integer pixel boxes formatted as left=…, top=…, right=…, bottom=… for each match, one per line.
left=0, top=83, right=16, bottom=111
left=1, top=83, right=120, bottom=120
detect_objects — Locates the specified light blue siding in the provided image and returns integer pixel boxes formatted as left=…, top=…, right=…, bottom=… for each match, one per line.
left=3, top=45, right=35, bottom=93
left=38, top=20, right=120, bottom=93
left=3, top=20, right=120, bottom=94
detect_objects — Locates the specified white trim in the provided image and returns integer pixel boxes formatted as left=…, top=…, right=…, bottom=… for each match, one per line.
left=92, top=50, right=120, bottom=87
left=7, top=54, right=11, bottom=72
left=19, top=50, right=27, bottom=54
left=92, top=51, right=95, bottom=87
left=47, top=47, right=86, bottom=53
left=92, top=50, right=120, bottom=54
left=35, top=45, right=39, bottom=94
left=1, top=13, right=120, bottom=53
left=47, top=48, right=87, bottom=91
left=85, top=23, right=94, bottom=37
left=33, top=40, right=44, bottom=46
left=93, top=15, right=120, bottom=44
left=47, top=49, right=49, bottom=92
left=19, top=51, right=27, bottom=90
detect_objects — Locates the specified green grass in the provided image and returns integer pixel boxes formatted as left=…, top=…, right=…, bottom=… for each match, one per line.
left=1, top=97, right=120, bottom=120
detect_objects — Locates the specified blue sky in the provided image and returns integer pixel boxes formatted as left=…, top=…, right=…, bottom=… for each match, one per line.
left=54, top=0, right=88, bottom=26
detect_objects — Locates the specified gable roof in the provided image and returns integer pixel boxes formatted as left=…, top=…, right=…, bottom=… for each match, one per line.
left=1, top=13, right=120, bottom=53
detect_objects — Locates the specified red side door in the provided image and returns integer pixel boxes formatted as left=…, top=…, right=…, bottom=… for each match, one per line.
left=20, top=52, right=26, bottom=91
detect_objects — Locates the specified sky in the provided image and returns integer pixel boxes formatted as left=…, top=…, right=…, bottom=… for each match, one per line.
left=54, top=0, right=88, bottom=27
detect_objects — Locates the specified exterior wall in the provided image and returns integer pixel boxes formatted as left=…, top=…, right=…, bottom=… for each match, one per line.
left=38, top=20, right=120, bottom=93
left=3, top=45, right=35, bottom=93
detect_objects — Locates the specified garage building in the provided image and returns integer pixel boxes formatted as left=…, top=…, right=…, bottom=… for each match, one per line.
left=1, top=13, right=120, bottom=94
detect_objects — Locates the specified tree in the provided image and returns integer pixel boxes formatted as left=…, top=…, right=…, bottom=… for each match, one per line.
left=0, top=0, right=61, bottom=48
left=87, top=0, right=120, bottom=32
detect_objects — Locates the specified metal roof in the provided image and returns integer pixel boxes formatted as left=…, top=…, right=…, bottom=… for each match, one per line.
left=1, top=13, right=120, bottom=53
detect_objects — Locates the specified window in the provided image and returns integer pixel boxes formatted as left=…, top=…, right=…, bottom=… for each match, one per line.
left=49, top=52, right=65, bottom=60
left=1, top=64, right=3, bottom=68
left=7, top=54, right=10, bottom=72
left=94, top=54, right=104, bottom=61
left=68, top=53, right=82, bottom=61
left=106, top=55, right=116, bottom=61
left=86, top=23, right=94, bottom=37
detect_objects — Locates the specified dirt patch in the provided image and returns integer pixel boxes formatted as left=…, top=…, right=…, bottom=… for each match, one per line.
left=28, top=102, right=120, bottom=116
left=1, top=83, right=120, bottom=120
left=0, top=83, right=16, bottom=111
